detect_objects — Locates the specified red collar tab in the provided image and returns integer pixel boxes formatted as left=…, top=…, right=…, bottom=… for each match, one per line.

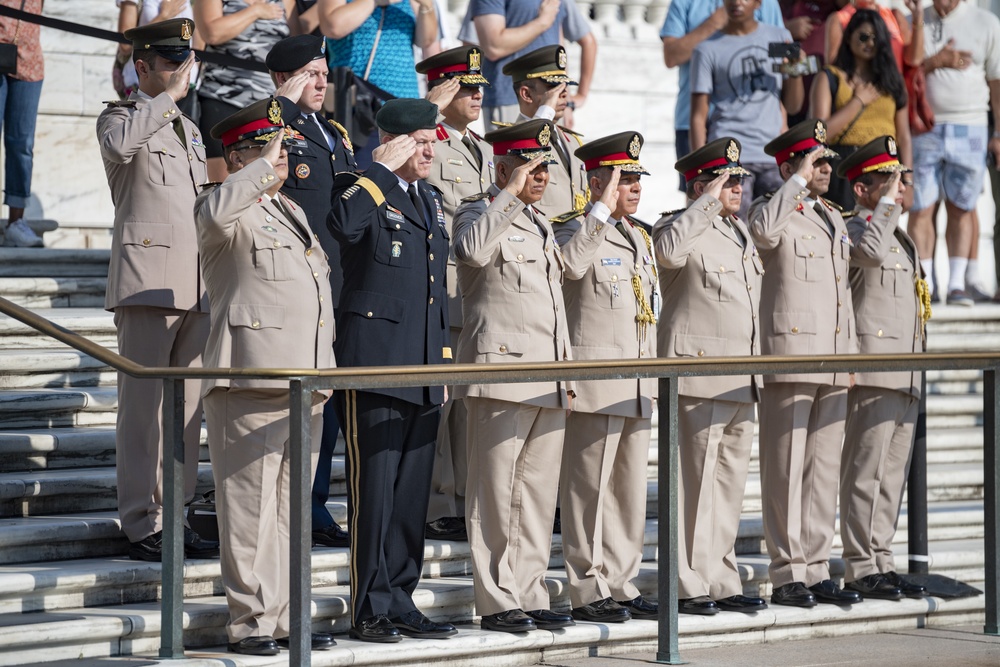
left=436, top=123, right=449, bottom=141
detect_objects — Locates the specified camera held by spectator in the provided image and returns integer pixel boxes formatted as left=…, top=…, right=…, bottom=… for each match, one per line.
left=769, top=42, right=817, bottom=77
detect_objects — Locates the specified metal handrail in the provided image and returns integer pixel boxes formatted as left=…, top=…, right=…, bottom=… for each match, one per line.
left=0, top=294, right=997, bottom=665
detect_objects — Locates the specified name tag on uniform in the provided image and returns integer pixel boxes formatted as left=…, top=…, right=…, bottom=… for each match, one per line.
left=801, top=234, right=816, bottom=240
left=602, top=258, right=622, bottom=266
left=447, top=158, right=464, bottom=166
left=386, top=207, right=404, bottom=222
left=508, top=235, right=525, bottom=242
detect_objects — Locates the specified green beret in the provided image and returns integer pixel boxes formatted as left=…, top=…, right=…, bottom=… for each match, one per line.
left=375, top=98, right=439, bottom=135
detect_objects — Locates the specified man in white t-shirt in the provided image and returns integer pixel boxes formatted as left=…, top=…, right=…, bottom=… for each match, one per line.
left=907, top=0, right=1000, bottom=306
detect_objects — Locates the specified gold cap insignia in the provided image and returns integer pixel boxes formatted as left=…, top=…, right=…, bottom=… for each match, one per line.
left=726, top=139, right=739, bottom=163
left=181, top=21, right=193, bottom=41
left=815, top=121, right=827, bottom=144
left=628, top=134, right=641, bottom=159
left=468, top=48, right=482, bottom=72
left=267, top=99, right=282, bottom=126
left=887, top=136, right=897, bottom=155
left=557, top=46, right=567, bottom=70
left=537, top=123, right=552, bottom=147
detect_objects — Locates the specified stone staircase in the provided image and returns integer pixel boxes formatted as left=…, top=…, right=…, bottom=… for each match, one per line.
left=0, top=248, right=992, bottom=666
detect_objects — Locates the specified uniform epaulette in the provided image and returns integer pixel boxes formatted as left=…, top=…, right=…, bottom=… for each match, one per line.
left=626, top=215, right=652, bottom=233
left=327, top=119, right=353, bottom=153
left=491, top=121, right=514, bottom=128
left=199, top=182, right=222, bottom=191
left=658, top=209, right=685, bottom=219
left=550, top=209, right=585, bottom=224
left=104, top=99, right=137, bottom=108
left=842, top=209, right=859, bottom=219
left=820, top=197, right=843, bottom=211
left=460, top=192, right=491, bottom=203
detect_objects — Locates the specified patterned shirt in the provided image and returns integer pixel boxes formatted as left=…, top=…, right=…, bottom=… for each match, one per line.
left=0, top=0, right=43, bottom=82
left=199, top=0, right=289, bottom=109
left=326, top=1, right=420, bottom=99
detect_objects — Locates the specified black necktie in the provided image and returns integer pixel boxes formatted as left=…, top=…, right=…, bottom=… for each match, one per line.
left=408, top=183, right=425, bottom=223
left=461, top=134, right=483, bottom=171
left=172, top=117, right=185, bottom=143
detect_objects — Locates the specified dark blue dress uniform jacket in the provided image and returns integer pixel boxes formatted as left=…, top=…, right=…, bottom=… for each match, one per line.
left=328, top=162, right=450, bottom=406
left=278, top=98, right=357, bottom=310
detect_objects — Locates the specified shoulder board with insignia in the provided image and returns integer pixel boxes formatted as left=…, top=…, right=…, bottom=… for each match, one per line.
left=460, top=192, right=491, bottom=203
left=103, top=99, right=137, bottom=108
left=842, top=209, right=859, bottom=219
left=626, top=215, right=652, bottom=233
left=550, top=209, right=585, bottom=224
left=327, top=119, right=354, bottom=152
left=199, top=182, right=222, bottom=191
left=436, top=124, right=449, bottom=141
left=821, top=197, right=843, bottom=212
left=658, top=209, right=685, bottom=218
left=491, top=121, right=514, bottom=128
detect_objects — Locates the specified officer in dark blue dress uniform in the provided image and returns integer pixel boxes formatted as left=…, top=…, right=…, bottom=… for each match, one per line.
left=328, top=98, right=455, bottom=643
left=267, top=35, right=357, bottom=549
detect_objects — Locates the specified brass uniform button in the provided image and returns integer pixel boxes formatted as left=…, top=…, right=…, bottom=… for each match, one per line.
left=273, top=241, right=281, bottom=248
left=395, top=223, right=401, bottom=229
left=791, top=326, right=799, bottom=333
left=499, top=344, right=507, bottom=353
left=808, top=251, right=815, bottom=257
left=430, top=275, right=435, bottom=283
left=306, top=248, right=312, bottom=256
left=611, top=275, right=618, bottom=282
left=697, top=350, right=705, bottom=357
left=429, top=297, right=434, bottom=304
left=313, top=272, right=319, bottom=278
left=142, top=238, right=151, bottom=246
left=429, top=253, right=434, bottom=260
left=319, top=295, right=324, bottom=302
left=836, top=326, right=841, bottom=334
left=877, top=329, right=884, bottom=337
left=319, top=320, right=325, bottom=327
left=251, top=320, right=260, bottom=329
left=367, top=311, right=373, bottom=318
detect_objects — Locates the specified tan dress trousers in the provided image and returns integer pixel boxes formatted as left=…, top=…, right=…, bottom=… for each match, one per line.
left=427, top=327, right=468, bottom=521
left=465, top=396, right=565, bottom=616
left=114, top=305, right=209, bottom=542
left=560, top=411, right=650, bottom=608
left=759, top=382, right=848, bottom=587
left=677, top=396, right=755, bottom=600
left=840, top=385, right=918, bottom=582
left=204, top=387, right=323, bottom=642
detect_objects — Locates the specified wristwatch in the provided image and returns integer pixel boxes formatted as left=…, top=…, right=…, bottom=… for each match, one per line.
left=565, top=100, right=576, bottom=111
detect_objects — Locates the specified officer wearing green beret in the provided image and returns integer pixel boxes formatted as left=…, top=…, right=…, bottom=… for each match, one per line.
left=836, top=136, right=929, bottom=602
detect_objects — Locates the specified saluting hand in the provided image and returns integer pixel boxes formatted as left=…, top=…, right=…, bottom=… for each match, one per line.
left=598, top=166, right=621, bottom=212
left=540, top=82, right=566, bottom=111
left=373, top=134, right=418, bottom=172
left=425, top=78, right=461, bottom=113
left=503, top=154, right=546, bottom=197
left=877, top=171, right=902, bottom=203
left=703, top=172, right=729, bottom=202
left=259, top=128, right=284, bottom=169
left=165, top=52, right=195, bottom=103
left=794, top=148, right=823, bottom=185
left=275, top=71, right=311, bottom=106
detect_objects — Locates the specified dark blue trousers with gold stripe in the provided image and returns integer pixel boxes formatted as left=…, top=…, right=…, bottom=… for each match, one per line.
left=335, top=389, right=440, bottom=624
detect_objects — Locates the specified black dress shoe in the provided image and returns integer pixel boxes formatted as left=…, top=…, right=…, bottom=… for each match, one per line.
left=350, top=614, right=402, bottom=643
left=228, top=636, right=280, bottom=655
left=809, top=579, right=861, bottom=604
left=525, top=608, right=575, bottom=629
left=312, top=523, right=349, bottom=548
left=571, top=598, right=631, bottom=623
left=390, top=610, right=458, bottom=638
left=845, top=573, right=903, bottom=600
left=678, top=596, right=719, bottom=615
left=770, top=582, right=817, bottom=608
left=424, top=517, right=468, bottom=541
left=481, top=609, right=537, bottom=633
left=715, top=595, right=768, bottom=612
left=616, top=595, right=658, bottom=619
left=884, top=571, right=928, bottom=598
left=276, top=633, right=336, bottom=650
left=183, top=526, right=220, bottom=559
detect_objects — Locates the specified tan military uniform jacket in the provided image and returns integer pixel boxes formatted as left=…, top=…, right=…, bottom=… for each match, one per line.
left=515, top=113, right=588, bottom=220
left=453, top=185, right=573, bottom=408
left=97, top=91, right=208, bottom=312
left=194, top=158, right=335, bottom=394
left=554, top=204, right=657, bottom=417
left=748, top=177, right=857, bottom=386
left=426, top=122, right=494, bottom=330
left=847, top=201, right=922, bottom=397
left=654, top=194, right=763, bottom=402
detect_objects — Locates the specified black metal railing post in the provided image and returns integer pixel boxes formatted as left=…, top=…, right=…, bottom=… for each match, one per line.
left=985, top=368, right=999, bottom=636
left=160, top=378, right=186, bottom=658
left=908, top=375, right=929, bottom=575
left=656, top=376, right=683, bottom=664
left=289, top=379, right=314, bottom=665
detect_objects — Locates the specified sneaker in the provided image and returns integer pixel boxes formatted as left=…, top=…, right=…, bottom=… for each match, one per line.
left=965, top=282, right=993, bottom=303
left=946, top=289, right=974, bottom=307
left=2, top=219, right=43, bottom=247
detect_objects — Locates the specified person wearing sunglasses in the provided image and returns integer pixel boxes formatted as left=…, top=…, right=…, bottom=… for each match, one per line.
left=810, top=9, right=912, bottom=210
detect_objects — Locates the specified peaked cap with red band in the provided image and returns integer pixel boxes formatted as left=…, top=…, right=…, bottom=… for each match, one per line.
left=575, top=131, right=650, bottom=175
left=211, top=97, right=306, bottom=148
left=674, top=137, right=751, bottom=181
left=836, top=135, right=912, bottom=182
left=416, top=46, right=490, bottom=87
left=484, top=119, right=557, bottom=164
left=764, top=119, right=839, bottom=166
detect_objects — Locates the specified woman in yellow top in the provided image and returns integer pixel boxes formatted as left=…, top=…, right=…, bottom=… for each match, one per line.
left=810, top=9, right=912, bottom=209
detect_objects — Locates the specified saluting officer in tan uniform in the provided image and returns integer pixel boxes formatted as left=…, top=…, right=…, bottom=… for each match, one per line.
left=453, top=120, right=576, bottom=634
left=195, top=99, right=336, bottom=656
left=655, top=138, right=768, bottom=616
left=551, top=132, right=658, bottom=623
left=96, top=19, right=218, bottom=562
left=416, top=46, right=495, bottom=541
left=503, top=45, right=589, bottom=220
left=747, top=120, right=861, bottom=608
left=837, top=137, right=929, bottom=601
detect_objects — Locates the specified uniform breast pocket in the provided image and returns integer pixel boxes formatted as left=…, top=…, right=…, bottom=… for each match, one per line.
left=793, top=238, right=829, bottom=282
left=499, top=242, right=539, bottom=293
left=374, top=213, right=413, bottom=268
left=592, top=264, right=625, bottom=309
left=881, top=260, right=910, bottom=294
left=147, top=141, right=182, bottom=186
left=702, top=252, right=736, bottom=302
left=251, top=227, right=296, bottom=281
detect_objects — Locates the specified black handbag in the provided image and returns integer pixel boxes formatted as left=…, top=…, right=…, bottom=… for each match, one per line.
left=0, top=1, right=26, bottom=76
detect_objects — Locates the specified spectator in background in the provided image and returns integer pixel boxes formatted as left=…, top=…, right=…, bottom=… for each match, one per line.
left=907, top=0, right=1000, bottom=306
left=194, top=0, right=308, bottom=183
left=825, top=0, right=923, bottom=73
left=780, top=0, right=845, bottom=125
left=470, top=0, right=596, bottom=131
left=690, top=0, right=806, bottom=221
left=810, top=10, right=912, bottom=209
left=115, top=1, right=199, bottom=117
left=0, top=0, right=44, bottom=247
left=661, top=0, right=785, bottom=191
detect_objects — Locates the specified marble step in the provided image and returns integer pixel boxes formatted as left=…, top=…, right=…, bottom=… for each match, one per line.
left=0, top=387, right=119, bottom=429
left=0, top=308, right=117, bottom=349
left=0, top=557, right=985, bottom=666
left=0, top=249, right=110, bottom=278
left=0, top=349, right=115, bottom=389
left=0, top=277, right=107, bottom=308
